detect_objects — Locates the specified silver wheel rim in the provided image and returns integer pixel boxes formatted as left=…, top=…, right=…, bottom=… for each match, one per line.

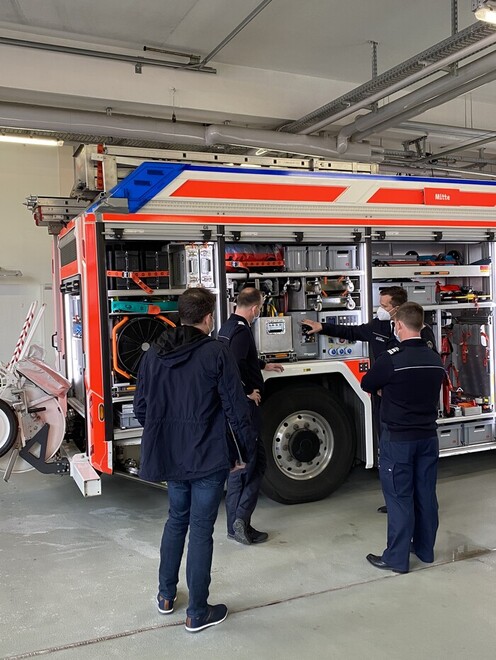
left=272, top=409, right=334, bottom=481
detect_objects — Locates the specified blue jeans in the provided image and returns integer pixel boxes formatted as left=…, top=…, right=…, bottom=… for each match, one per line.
left=158, top=468, right=229, bottom=619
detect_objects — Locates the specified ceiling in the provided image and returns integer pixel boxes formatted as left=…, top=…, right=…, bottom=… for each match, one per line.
left=1, top=0, right=496, bottom=177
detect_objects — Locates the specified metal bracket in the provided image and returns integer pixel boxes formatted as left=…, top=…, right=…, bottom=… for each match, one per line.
left=434, top=231, right=443, bottom=242
left=294, top=232, right=304, bottom=243
left=112, top=228, right=124, bottom=241
left=19, top=424, right=70, bottom=475
left=202, top=229, right=212, bottom=242
left=232, top=231, right=241, bottom=242
left=377, top=231, right=386, bottom=241
left=353, top=231, right=362, bottom=243
left=487, top=231, right=495, bottom=242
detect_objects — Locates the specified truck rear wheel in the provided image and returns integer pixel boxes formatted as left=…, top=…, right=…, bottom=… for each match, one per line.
left=261, top=386, right=355, bottom=504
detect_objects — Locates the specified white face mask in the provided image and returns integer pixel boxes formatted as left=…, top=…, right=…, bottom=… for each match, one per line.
left=376, top=306, right=391, bottom=321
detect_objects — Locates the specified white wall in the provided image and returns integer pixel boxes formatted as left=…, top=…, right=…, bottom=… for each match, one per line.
left=0, top=143, right=73, bottom=365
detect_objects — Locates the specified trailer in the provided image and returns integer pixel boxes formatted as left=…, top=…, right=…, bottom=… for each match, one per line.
left=2, top=148, right=496, bottom=502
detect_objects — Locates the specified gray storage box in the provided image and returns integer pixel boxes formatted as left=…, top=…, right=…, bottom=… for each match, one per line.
left=437, top=425, right=462, bottom=450
left=402, top=282, right=436, bottom=305
left=328, top=246, right=357, bottom=271
left=372, top=281, right=436, bottom=307
left=117, top=410, right=142, bottom=430
left=462, top=421, right=494, bottom=445
left=284, top=246, right=307, bottom=271
left=307, top=246, right=328, bottom=271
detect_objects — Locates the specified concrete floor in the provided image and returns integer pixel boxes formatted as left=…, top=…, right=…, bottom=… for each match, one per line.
left=2, top=452, right=496, bottom=660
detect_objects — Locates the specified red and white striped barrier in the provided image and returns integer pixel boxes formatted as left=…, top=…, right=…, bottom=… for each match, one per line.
left=7, top=302, right=46, bottom=371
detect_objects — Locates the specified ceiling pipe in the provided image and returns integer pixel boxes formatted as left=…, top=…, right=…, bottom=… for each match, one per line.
left=397, top=120, right=496, bottom=139
left=204, top=124, right=382, bottom=161
left=197, top=0, right=273, bottom=68
left=284, top=22, right=496, bottom=135
left=0, top=103, right=380, bottom=162
left=350, top=66, right=496, bottom=145
left=0, top=104, right=207, bottom=145
left=416, top=132, right=496, bottom=162
left=337, top=49, right=496, bottom=153
left=0, top=36, right=217, bottom=73
left=295, top=31, right=496, bottom=136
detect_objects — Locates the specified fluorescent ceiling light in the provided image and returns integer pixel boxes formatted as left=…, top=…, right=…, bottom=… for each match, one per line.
left=473, top=0, right=496, bottom=23
left=0, top=135, right=63, bottom=146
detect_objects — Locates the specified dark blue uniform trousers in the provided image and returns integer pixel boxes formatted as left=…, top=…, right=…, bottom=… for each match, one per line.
left=226, top=401, right=265, bottom=535
left=379, top=428, right=439, bottom=573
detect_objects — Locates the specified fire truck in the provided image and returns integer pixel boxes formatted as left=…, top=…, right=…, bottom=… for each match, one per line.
left=1, top=146, right=495, bottom=502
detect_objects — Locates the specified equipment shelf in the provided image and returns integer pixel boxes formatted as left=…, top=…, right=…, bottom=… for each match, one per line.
left=372, top=265, right=491, bottom=279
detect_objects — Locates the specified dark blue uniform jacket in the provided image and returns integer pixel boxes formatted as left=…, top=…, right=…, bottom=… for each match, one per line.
left=217, top=314, right=266, bottom=396
left=361, top=338, right=446, bottom=441
left=321, top=317, right=437, bottom=359
left=134, top=325, right=257, bottom=482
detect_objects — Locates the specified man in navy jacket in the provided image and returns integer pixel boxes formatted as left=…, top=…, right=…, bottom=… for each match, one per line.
left=134, top=287, right=257, bottom=633
left=361, top=302, right=445, bottom=574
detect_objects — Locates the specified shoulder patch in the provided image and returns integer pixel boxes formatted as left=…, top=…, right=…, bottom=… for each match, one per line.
left=387, top=346, right=400, bottom=355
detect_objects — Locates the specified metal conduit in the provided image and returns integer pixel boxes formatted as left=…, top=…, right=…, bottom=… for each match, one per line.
left=284, top=21, right=496, bottom=135
left=347, top=57, right=496, bottom=146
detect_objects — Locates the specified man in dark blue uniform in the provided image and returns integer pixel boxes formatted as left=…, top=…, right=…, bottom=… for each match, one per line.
left=218, top=287, right=284, bottom=545
left=304, top=285, right=437, bottom=514
left=134, top=288, right=257, bottom=632
left=303, top=286, right=436, bottom=358
left=361, top=302, right=445, bottom=574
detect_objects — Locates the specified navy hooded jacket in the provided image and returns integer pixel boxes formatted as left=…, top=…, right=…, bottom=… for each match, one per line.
left=134, top=325, right=257, bottom=482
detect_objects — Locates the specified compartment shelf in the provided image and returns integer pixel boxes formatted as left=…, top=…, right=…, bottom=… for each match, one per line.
left=372, top=265, right=491, bottom=279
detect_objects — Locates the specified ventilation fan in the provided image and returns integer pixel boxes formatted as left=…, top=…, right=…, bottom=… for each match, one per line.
left=113, top=315, right=173, bottom=379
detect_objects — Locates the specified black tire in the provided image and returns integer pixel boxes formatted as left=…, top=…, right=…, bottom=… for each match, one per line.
left=0, top=400, right=18, bottom=458
left=261, top=385, right=355, bottom=504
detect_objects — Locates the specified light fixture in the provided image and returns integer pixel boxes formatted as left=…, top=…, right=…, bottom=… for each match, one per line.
left=0, top=135, right=63, bottom=147
left=472, top=0, right=496, bottom=24
left=0, top=267, right=22, bottom=277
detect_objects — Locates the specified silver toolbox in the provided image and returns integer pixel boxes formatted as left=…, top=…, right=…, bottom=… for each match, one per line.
left=169, top=243, right=201, bottom=288
left=317, top=311, right=366, bottom=359
left=328, top=246, right=357, bottom=271
left=284, top=246, right=307, bottom=271
left=307, top=246, right=327, bottom=271
left=253, top=316, right=293, bottom=354
left=290, top=311, right=319, bottom=359
left=199, top=243, right=215, bottom=288
left=462, top=421, right=494, bottom=445
left=437, top=425, right=462, bottom=449
left=372, top=281, right=436, bottom=307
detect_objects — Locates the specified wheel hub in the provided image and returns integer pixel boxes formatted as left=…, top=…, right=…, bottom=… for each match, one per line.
left=289, top=430, right=320, bottom=463
left=272, top=410, right=334, bottom=481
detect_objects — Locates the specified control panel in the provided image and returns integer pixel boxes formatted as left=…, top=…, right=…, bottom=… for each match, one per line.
left=318, top=311, right=366, bottom=359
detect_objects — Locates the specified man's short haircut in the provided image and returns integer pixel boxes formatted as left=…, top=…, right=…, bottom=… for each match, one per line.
left=236, top=287, right=263, bottom=308
left=395, top=301, right=424, bottom=332
left=178, top=287, right=216, bottom=325
left=379, top=285, right=407, bottom=307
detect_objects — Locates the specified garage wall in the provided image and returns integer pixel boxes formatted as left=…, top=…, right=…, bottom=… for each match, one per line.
left=0, top=143, right=73, bottom=366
